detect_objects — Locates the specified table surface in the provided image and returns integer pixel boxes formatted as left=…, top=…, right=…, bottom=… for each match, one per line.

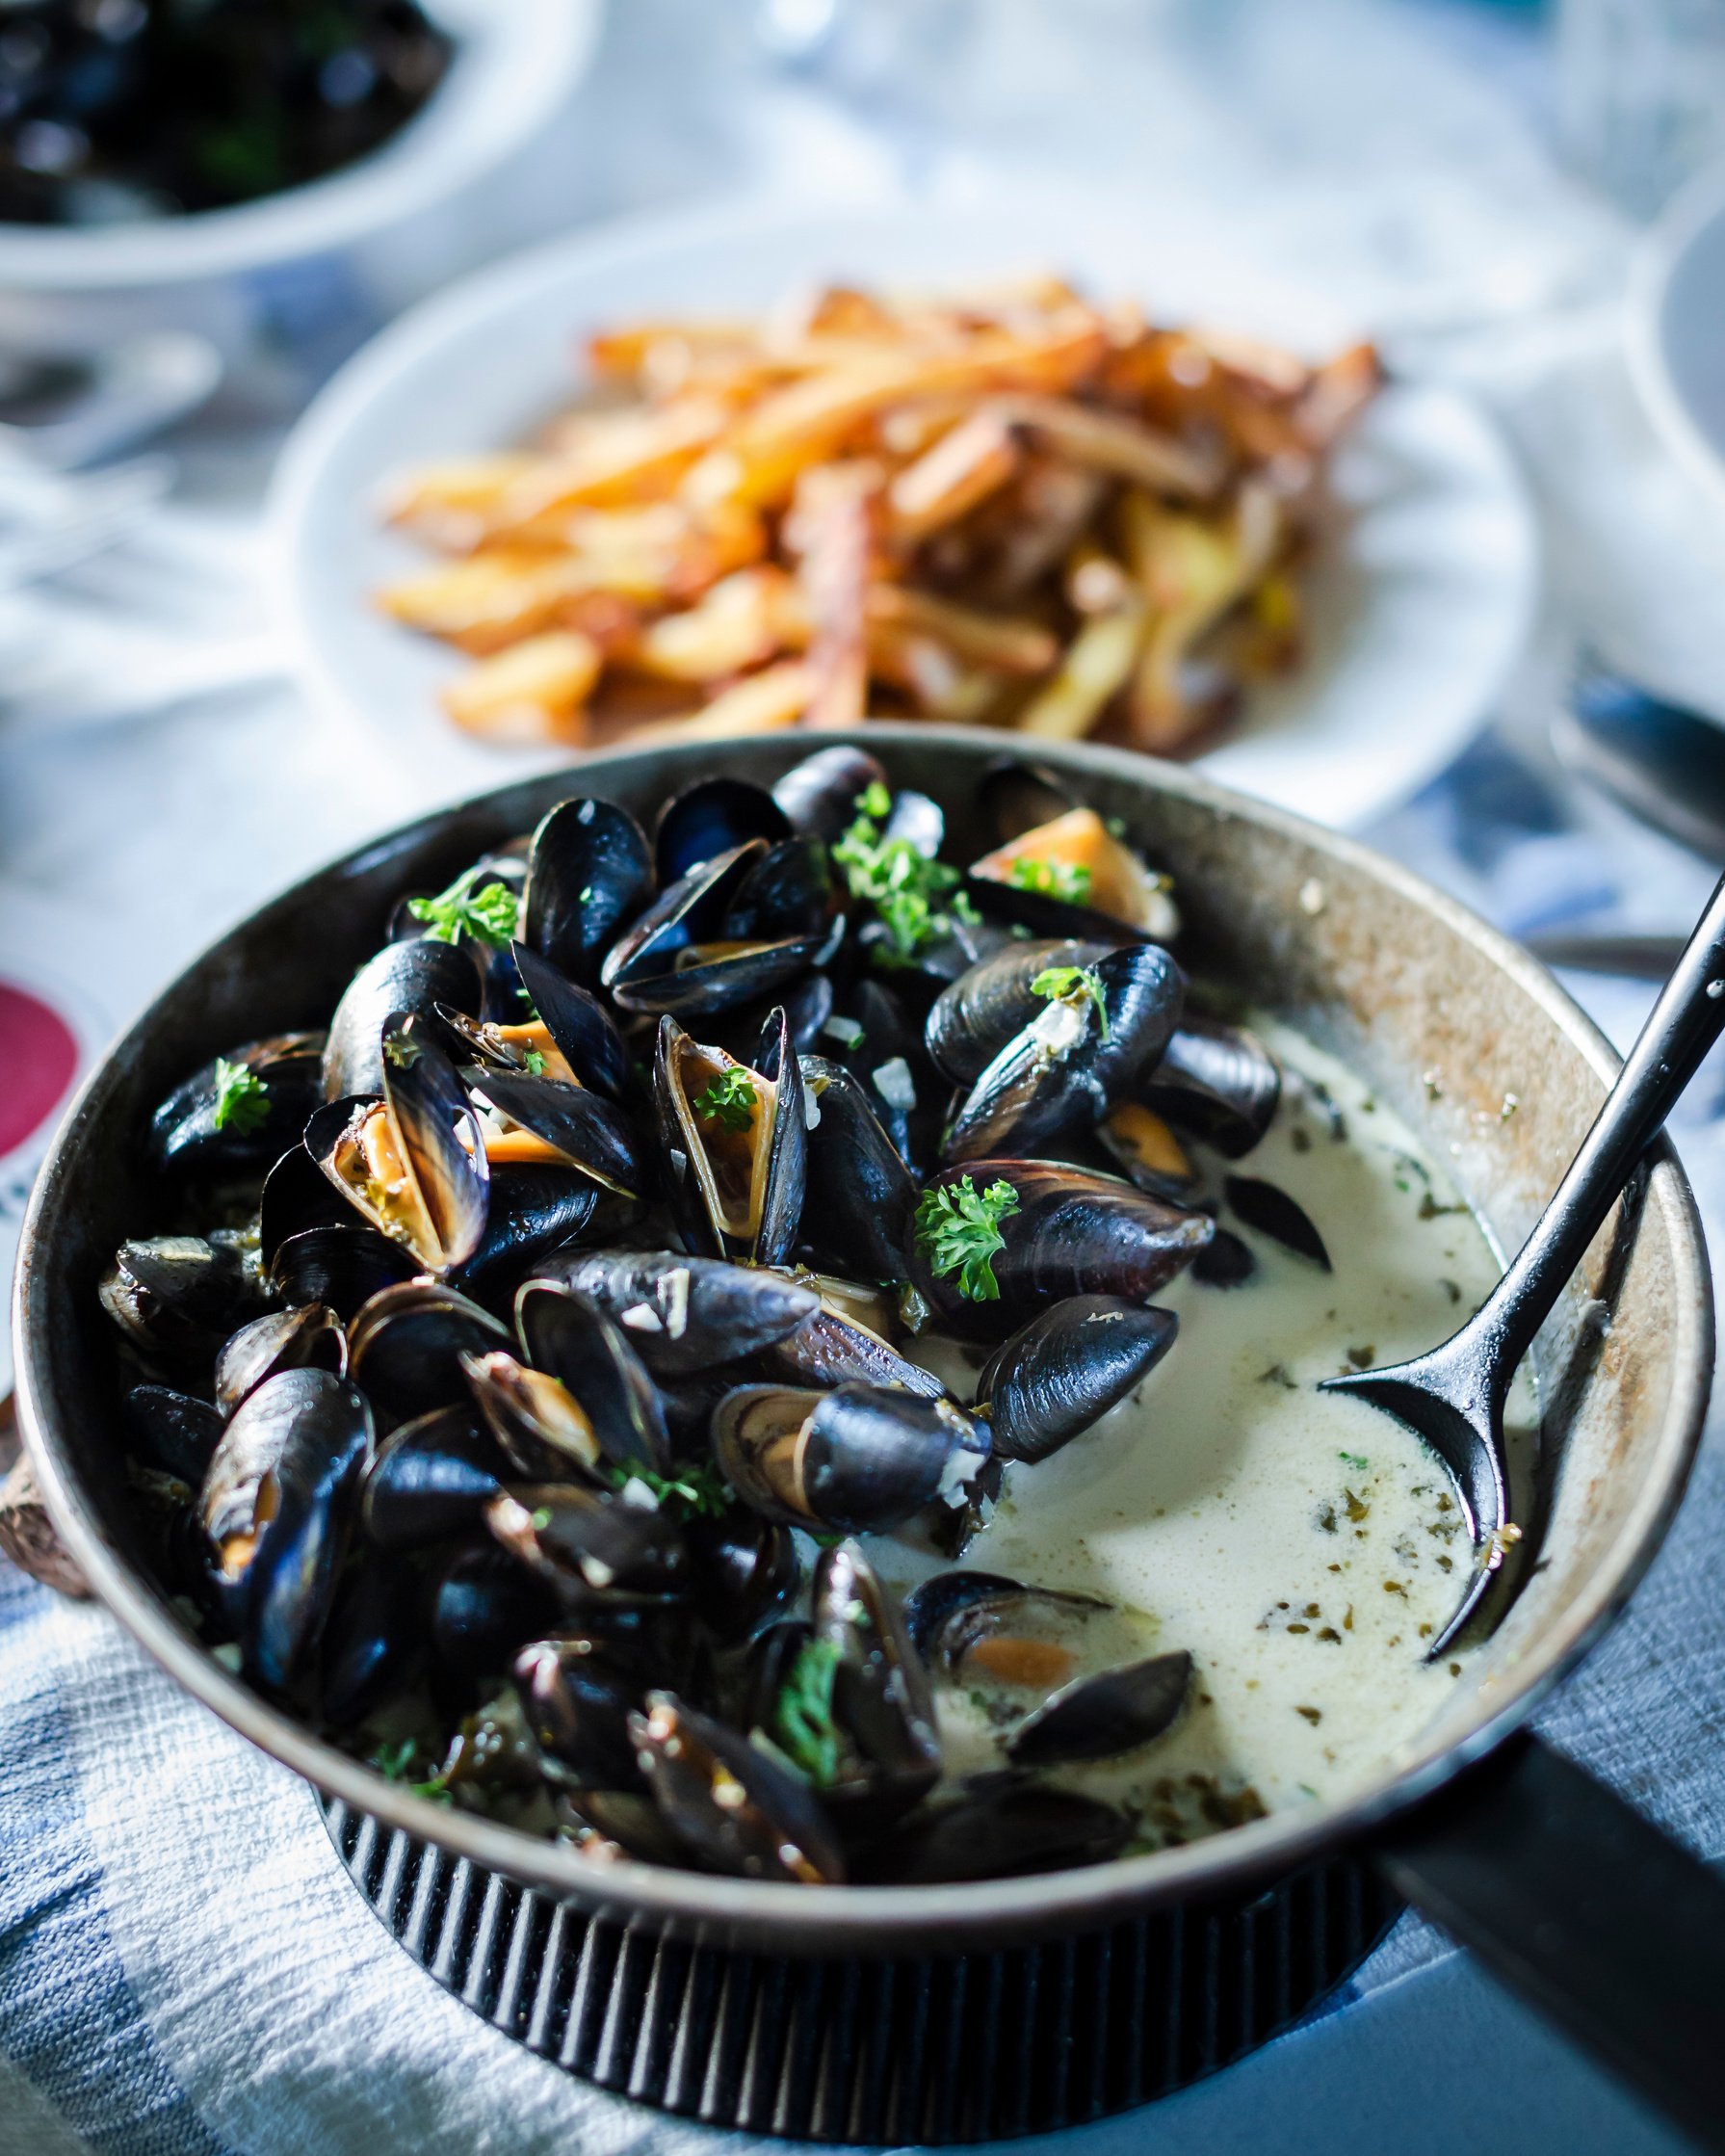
left=5, top=3, right=1725, bottom=2152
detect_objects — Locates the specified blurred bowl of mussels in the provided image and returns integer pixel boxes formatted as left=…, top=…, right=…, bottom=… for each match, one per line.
left=0, top=0, right=604, bottom=355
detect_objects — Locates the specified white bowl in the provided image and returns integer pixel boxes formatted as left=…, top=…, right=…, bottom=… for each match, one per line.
left=0, top=0, right=603, bottom=356
left=267, top=186, right=1538, bottom=832
left=1630, top=162, right=1725, bottom=518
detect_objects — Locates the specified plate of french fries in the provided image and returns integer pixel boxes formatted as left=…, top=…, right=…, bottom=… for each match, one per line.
left=269, top=190, right=1537, bottom=827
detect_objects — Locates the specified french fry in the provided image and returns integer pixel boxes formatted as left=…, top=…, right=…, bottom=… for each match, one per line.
left=485, top=398, right=731, bottom=527
left=789, top=462, right=877, bottom=730
left=885, top=409, right=1022, bottom=544
left=383, top=454, right=541, bottom=547
left=626, top=565, right=803, bottom=681
left=440, top=630, right=601, bottom=743
left=993, top=394, right=1224, bottom=501
left=1015, top=603, right=1147, bottom=741
left=646, top=660, right=817, bottom=740
left=374, top=552, right=588, bottom=654
left=867, top=584, right=1058, bottom=675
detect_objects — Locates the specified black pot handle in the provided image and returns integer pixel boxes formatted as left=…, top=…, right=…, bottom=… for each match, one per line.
left=1372, top=1730, right=1725, bottom=2152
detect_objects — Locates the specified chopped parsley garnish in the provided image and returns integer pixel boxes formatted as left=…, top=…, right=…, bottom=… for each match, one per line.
left=914, top=1175, right=1021, bottom=1301
left=521, top=1047, right=547, bottom=1075
left=603, top=1461, right=733, bottom=1520
left=1338, top=1451, right=1369, bottom=1472
left=370, top=1737, right=454, bottom=1804
left=832, top=788, right=978, bottom=966
left=772, top=1634, right=845, bottom=1785
left=211, top=1057, right=270, bottom=1135
left=407, top=865, right=520, bottom=949
left=1007, top=855, right=1093, bottom=903
left=693, top=1066, right=757, bottom=1132
left=1031, top=963, right=1110, bottom=1040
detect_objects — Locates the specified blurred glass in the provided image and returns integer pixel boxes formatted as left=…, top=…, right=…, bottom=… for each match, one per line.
left=1556, top=0, right=1725, bottom=217
left=752, top=0, right=977, bottom=161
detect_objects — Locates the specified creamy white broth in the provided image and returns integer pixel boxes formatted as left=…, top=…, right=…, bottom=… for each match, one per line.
left=868, top=1019, right=1535, bottom=1851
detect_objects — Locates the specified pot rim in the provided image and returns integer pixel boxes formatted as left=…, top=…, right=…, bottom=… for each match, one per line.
left=14, top=724, right=1713, bottom=1949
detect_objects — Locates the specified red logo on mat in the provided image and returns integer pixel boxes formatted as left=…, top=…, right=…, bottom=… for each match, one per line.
left=0, top=981, right=78, bottom=1157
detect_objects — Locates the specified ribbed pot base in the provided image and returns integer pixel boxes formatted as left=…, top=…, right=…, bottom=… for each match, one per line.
left=320, top=1795, right=1400, bottom=2143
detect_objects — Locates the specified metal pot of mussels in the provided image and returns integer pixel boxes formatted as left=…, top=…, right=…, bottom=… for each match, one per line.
left=13, top=729, right=1723, bottom=2145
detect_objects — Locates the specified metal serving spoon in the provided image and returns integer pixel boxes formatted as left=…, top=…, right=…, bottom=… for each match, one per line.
left=1324, top=866, right=1725, bottom=1655
left=1552, top=660, right=1725, bottom=866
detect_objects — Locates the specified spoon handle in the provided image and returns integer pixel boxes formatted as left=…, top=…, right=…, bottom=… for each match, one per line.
left=1480, top=869, right=1725, bottom=1381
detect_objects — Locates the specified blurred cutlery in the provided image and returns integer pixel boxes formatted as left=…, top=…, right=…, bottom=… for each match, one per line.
left=1524, top=931, right=1687, bottom=979
left=1552, top=661, right=1725, bottom=863
left=0, top=457, right=175, bottom=593
left=0, top=332, right=222, bottom=471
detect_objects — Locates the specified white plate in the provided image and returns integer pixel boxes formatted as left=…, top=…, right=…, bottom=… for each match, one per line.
left=1631, top=164, right=1725, bottom=519
left=268, top=190, right=1538, bottom=831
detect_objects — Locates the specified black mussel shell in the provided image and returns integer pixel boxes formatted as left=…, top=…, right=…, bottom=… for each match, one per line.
left=925, top=939, right=1111, bottom=1087
left=942, top=944, right=1184, bottom=1167
left=323, top=937, right=483, bottom=1100
left=428, top=1538, right=561, bottom=1692
left=1095, top=1102, right=1203, bottom=1202
left=148, top=1033, right=325, bottom=1181
left=906, top=1160, right=1214, bottom=1341
left=361, top=1405, right=509, bottom=1550
left=1145, top=1018, right=1281, bottom=1157
left=771, top=745, right=887, bottom=842
left=858, top=1777, right=1131, bottom=1883
left=269, top=1225, right=417, bottom=1321
left=975, top=757, right=1076, bottom=848
left=710, top=967, right=833, bottom=1064
left=606, top=841, right=826, bottom=1019
left=214, top=1302, right=347, bottom=1418
left=602, top=840, right=758, bottom=999
left=807, top=1542, right=940, bottom=1826
left=741, top=1617, right=814, bottom=1734
left=532, top=1249, right=818, bottom=1379
left=902, top=1569, right=1029, bottom=1660
left=684, top=1510, right=798, bottom=1643
left=199, top=1367, right=372, bottom=1690
left=515, top=1636, right=651, bottom=1792
left=463, top=1345, right=614, bottom=1486
left=1192, top=1226, right=1256, bottom=1287
left=798, top=1056, right=917, bottom=1282
left=508, top=940, right=631, bottom=1098
left=487, top=1483, right=686, bottom=1606
left=457, top=1163, right=601, bottom=1304
left=463, top=1067, right=645, bottom=1199
left=655, top=776, right=789, bottom=885
left=977, top=1297, right=1178, bottom=1464
left=127, top=1384, right=222, bottom=1483
left=514, top=1280, right=672, bottom=1476
left=629, top=1692, right=846, bottom=1883
left=761, top=1298, right=944, bottom=1398
left=1224, top=1175, right=1330, bottom=1269
left=259, top=1143, right=353, bottom=1267
left=383, top=1022, right=489, bottom=1269
left=816, top=977, right=935, bottom=1166
left=724, top=834, right=836, bottom=942
left=654, top=1011, right=805, bottom=1266
left=1009, top=1649, right=1193, bottom=1768
left=524, top=797, right=653, bottom=992
left=349, top=1280, right=510, bottom=1424
left=99, top=1234, right=257, bottom=1364
left=713, top=1383, right=990, bottom=1537
left=321, top=1561, right=420, bottom=1727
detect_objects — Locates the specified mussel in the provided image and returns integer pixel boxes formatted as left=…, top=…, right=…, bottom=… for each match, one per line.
left=514, top=1636, right=651, bottom=1793
left=925, top=939, right=1111, bottom=1087
left=100, top=1234, right=259, bottom=1364
left=976, top=1296, right=1179, bottom=1464
left=713, top=1382, right=990, bottom=1537
left=653, top=1010, right=804, bottom=1265
left=348, top=1279, right=510, bottom=1423
left=1143, top=1016, right=1281, bottom=1157
left=966, top=804, right=1177, bottom=944
left=462, top=1066, right=645, bottom=1200
left=804, top=1542, right=941, bottom=1826
left=684, top=1509, right=798, bottom=1643
left=1224, top=1174, right=1330, bottom=1268
left=360, top=1404, right=509, bottom=1549
left=797, top=1055, right=918, bottom=1282
left=906, top=1160, right=1214, bottom=1340
left=486, top=1482, right=686, bottom=1606
left=761, top=1287, right=944, bottom=1399
left=858, top=1776, right=1132, bottom=1882
left=603, top=840, right=831, bottom=1018
left=771, top=744, right=888, bottom=842
left=268, top=1225, right=418, bottom=1322
left=213, top=1302, right=347, bottom=1418
left=127, top=1383, right=222, bottom=1483
left=523, top=796, right=653, bottom=992
left=532, top=1248, right=819, bottom=1378
left=629, top=1692, right=846, bottom=1883
left=148, top=1034, right=325, bottom=1181
left=654, top=774, right=789, bottom=884
left=504, top=1279, right=673, bottom=1478
left=323, top=936, right=483, bottom=1100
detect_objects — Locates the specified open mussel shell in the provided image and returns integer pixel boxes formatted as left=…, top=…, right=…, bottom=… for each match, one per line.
left=360, top=1404, right=508, bottom=1550
left=723, top=834, right=837, bottom=943
left=508, top=940, right=631, bottom=1098
left=684, top=1509, right=798, bottom=1643
left=761, top=1291, right=944, bottom=1399
left=1009, top=1648, right=1193, bottom=1768
left=514, top=1280, right=673, bottom=1477
left=1143, top=1016, right=1281, bottom=1157
left=486, top=1483, right=687, bottom=1606
left=977, top=1296, right=1178, bottom=1465
left=323, top=936, right=483, bottom=1100
left=654, top=1011, right=805, bottom=1266
left=1096, top=1102, right=1203, bottom=1202
left=968, top=802, right=1179, bottom=944
left=605, top=840, right=828, bottom=1019
left=771, top=744, right=887, bottom=842
left=214, top=1301, right=347, bottom=1418
left=976, top=757, right=1077, bottom=849
left=629, top=1691, right=847, bottom=1884
left=942, top=943, right=1185, bottom=1166
left=127, top=1383, right=222, bottom=1484
left=1223, top=1173, right=1330, bottom=1269
left=269, top=1225, right=417, bottom=1322
left=348, top=1279, right=510, bottom=1424
left=798, top=1056, right=917, bottom=1283
left=100, top=1234, right=258, bottom=1364
left=857, top=1775, right=1132, bottom=1884
left=655, top=775, right=789, bottom=885
left=514, top=1636, right=652, bottom=1793
left=198, top=1367, right=373, bottom=1691
left=463, top=1346, right=606, bottom=1484
left=713, top=1382, right=990, bottom=1537
left=457, top=1163, right=600, bottom=1304
left=463, top=1067, right=645, bottom=1200
left=907, top=1159, right=1215, bottom=1341
left=524, top=796, right=653, bottom=992
left=926, top=940, right=1111, bottom=1087
left=148, top=1033, right=325, bottom=1181
left=259, top=1142, right=353, bottom=1267
left=532, top=1249, right=818, bottom=1379
left=807, top=1541, right=940, bottom=1827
